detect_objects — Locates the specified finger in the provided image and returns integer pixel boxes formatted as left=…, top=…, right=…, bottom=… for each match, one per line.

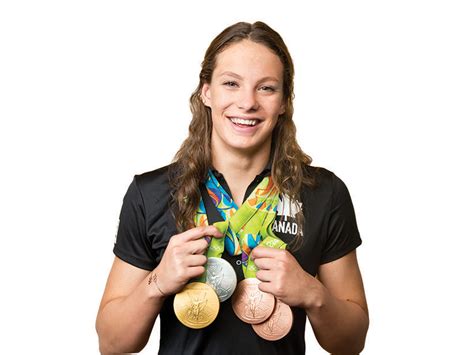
left=257, top=280, right=273, bottom=295
left=184, top=254, right=207, bottom=267
left=251, top=246, right=282, bottom=259
left=186, top=265, right=206, bottom=279
left=179, top=226, right=224, bottom=242
left=184, top=238, right=209, bottom=255
left=256, top=269, right=273, bottom=282
left=253, top=257, right=277, bottom=270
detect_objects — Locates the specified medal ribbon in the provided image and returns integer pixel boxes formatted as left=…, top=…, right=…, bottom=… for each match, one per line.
left=195, top=169, right=286, bottom=279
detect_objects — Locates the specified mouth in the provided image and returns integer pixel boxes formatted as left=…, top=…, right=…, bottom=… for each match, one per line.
left=227, top=116, right=261, bottom=128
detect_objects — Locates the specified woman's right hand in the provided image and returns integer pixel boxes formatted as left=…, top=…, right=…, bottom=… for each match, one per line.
left=151, top=225, right=223, bottom=296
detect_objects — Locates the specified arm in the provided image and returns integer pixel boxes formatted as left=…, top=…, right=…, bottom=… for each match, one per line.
left=95, top=225, right=223, bottom=354
left=95, top=257, right=165, bottom=354
left=252, top=248, right=368, bottom=355
left=306, top=251, right=369, bottom=354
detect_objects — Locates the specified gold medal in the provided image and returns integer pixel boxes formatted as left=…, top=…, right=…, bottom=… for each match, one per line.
left=173, top=282, right=220, bottom=329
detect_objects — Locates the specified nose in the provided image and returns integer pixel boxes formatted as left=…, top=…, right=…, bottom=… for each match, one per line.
left=237, top=88, right=259, bottom=111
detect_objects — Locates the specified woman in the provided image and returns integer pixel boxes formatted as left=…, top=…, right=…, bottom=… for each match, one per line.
left=96, top=21, right=369, bottom=354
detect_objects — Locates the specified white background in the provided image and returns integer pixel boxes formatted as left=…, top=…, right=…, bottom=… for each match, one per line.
left=1, top=1, right=473, bottom=354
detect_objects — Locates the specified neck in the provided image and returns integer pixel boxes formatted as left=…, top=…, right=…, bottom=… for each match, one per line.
left=211, top=141, right=272, bottom=206
left=211, top=144, right=271, bottom=180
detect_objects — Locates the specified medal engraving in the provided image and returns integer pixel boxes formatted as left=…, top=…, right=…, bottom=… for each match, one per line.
left=231, top=278, right=275, bottom=324
left=252, top=299, right=293, bottom=341
left=205, top=257, right=237, bottom=302
left=173, top=282, right=219, bottom=329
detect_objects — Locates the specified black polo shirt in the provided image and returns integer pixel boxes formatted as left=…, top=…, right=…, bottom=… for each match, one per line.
left=113, top=164, right=362, bottom=355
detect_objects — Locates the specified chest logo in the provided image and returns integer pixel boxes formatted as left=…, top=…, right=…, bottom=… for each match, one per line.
left=272, top=194, right=302, bottom=236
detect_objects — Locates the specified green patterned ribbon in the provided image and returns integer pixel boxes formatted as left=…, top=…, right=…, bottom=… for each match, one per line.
left=195, top=169, right=286, bottom=279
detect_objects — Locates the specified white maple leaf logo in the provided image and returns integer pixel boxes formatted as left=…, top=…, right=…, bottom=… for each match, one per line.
left=276, top=194, right=302, bottom=219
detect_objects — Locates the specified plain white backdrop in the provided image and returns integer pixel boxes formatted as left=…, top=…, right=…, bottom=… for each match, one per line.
left=1, top=1, right=473, bottom=354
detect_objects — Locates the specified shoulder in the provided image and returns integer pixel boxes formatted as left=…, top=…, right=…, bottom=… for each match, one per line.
left=303, top=165, right=343, bottom=190
left=304, top=165, right=332, bottom=180
left=134, top=163, right=175, bottom=186
left=132, top=163, right=177, bottom=202
left=302, top=165, right=353, bottom=204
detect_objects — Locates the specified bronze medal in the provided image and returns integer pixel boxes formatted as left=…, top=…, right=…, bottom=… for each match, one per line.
left=252, top=299, right=293, bottom=341
left=231, top=278, right=275, bottom=324
left=173, top=282, right=220, bottom=329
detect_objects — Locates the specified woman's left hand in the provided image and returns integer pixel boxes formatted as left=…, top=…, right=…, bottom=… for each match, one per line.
left=251, top=246, right=325, bottom=309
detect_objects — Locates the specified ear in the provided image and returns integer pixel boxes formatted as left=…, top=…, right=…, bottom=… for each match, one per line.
left=278, top=101, right=285, bottom=115
left=201, top=83, right=211, bottom=107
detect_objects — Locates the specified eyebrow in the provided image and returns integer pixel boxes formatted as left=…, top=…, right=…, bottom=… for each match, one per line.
left=218, top=71, right=280, bottom=83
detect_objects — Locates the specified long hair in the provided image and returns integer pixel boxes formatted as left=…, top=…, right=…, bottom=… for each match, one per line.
left=170, top=21, right=314, bottom=249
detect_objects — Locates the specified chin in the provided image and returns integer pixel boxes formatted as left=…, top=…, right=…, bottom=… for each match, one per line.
left=228, top=138, right=270, bottom=153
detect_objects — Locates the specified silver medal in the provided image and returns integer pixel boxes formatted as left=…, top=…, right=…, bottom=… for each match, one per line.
left=205, top=257, right=237, bottom=302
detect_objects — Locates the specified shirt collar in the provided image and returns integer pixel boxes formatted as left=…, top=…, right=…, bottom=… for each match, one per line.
left=211, top=161, right=272, bottom=180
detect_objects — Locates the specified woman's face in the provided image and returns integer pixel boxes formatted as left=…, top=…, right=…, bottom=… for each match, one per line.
left=201, top=39, right=285, bottom=155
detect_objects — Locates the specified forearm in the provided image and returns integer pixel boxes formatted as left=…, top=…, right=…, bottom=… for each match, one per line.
left=96, top=273, right=167, bottom=354
left=306, top=281, right=369, bottom=355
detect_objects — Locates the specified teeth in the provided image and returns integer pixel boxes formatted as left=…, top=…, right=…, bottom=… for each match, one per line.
left=230, top=117, right=258, bottom=126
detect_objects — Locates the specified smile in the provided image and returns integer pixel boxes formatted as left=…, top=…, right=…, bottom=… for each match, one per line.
left=228, top=117, right=260, bottom=126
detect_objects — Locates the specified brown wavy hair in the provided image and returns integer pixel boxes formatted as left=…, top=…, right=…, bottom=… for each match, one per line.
left=170, top=21, right=315, bottom=249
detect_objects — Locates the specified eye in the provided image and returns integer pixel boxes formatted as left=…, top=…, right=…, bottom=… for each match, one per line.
left=223, top=81, right=239, bottom=88
left=259, top=85, right=276, bottom=92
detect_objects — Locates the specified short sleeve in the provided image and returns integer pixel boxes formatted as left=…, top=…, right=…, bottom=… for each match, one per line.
left=320, top=173, right=362, bottom=264
left=113, top=176, right=156, bottom=271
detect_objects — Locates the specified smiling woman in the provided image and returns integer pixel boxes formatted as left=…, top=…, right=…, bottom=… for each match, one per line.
left=96, top=21, right=369, bottom=355
left=201, top=40, right=285, bottom=158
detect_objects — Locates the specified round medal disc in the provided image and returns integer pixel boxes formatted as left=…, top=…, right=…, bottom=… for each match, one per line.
left=252, top=299, right=293, bottom=341
left=173, top=282, right=220, bottom=329
left=205, top=257, right=237, bottom=302
left=231, top=278, right=275, bottom=324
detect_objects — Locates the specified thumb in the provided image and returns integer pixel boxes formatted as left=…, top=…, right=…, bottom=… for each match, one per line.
left=212, top=221, right=229, bottom=237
